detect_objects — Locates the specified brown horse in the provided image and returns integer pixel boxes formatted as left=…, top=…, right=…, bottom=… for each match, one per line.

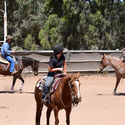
left=34, top=72, right=82, bottom=125
left=0, top=56, right=39, bottom=92
left=99, top=54, right=125, bottom=95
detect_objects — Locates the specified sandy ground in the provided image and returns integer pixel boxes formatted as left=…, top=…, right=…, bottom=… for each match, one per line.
left=0, top=74, right=125, bottom=125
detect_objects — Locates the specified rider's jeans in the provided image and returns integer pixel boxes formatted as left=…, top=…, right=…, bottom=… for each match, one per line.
left=5, top=56, right=15, bottom=72
left=45, top=76, right=54, bottom=87
left=42, top=76, right=54, bottom=98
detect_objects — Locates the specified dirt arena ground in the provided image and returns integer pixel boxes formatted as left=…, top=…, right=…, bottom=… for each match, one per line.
left=0, top=74, right=125, bottom=125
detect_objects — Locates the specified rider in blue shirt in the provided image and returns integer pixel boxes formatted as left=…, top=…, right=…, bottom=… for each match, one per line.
left=42, top=44, right=67, bottom=102
left=1, top=35, right=15, bottom=75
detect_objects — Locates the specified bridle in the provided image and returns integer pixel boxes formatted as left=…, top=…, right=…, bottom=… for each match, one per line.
left=26, top=60, right=39, bottom=75
left=68, top=79, right=82, bottom=107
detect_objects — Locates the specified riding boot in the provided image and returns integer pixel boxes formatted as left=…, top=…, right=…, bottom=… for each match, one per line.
left=42, top=85, right=49, bottom=101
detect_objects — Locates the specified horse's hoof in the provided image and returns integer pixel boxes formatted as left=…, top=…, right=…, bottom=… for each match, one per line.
left=9, top=89, right=14, bottom=93
left=113, top=91, right=117, bottom=95
left=19, top=89, right=23, bottom=93
left=10, top=87, right=14, bottom=93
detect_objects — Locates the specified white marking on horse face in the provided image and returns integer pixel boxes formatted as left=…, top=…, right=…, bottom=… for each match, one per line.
left=74, top=80, right=81, bottom=98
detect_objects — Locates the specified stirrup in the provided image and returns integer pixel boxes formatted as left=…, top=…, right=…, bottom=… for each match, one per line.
left=42, top=97, right=48, bottom=103
left=42, top=94, right=49, bottom=103
left=10, top=70, right=17, bottom=76
left=10, top=72, right=15, bottom=76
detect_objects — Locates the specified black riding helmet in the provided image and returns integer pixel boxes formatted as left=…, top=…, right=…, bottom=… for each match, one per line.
left=53, top=44, right=64, bottom=55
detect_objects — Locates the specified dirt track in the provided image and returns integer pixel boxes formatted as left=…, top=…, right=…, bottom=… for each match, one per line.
left=0, top=75, right=125, bottom=125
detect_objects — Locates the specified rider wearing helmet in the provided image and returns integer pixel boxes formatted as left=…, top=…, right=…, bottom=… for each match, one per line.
left=42, top=44, right=67, bottom=102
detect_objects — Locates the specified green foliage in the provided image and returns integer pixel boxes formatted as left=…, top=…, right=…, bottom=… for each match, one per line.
left=0, top=0, right=124, bottom=50
left=24, top=34, right=33, bottom=50
left=12, top=46, right=23, bottom=51
left=31, top=43, right=40, bottom=50
left=39, top=29, right=51, bottom=50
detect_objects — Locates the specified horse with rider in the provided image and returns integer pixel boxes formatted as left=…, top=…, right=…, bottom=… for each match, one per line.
left=0, top=35, right=39, bottom=92
left=34, top=44, right=82, bottom=125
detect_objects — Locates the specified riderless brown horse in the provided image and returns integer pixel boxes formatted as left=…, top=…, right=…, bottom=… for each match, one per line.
left=34, top=72, right=81, bottom=125
left=99, top=54, right=125, bottom=95
left=0, top=56, right=39, bottom=92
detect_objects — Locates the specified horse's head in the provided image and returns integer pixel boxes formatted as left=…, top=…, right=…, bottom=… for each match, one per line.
left=31, top=60, right=39, bottom=76
left=68, top=72, right=82, bottom=106
left=99, top=54, right=108, bottom=71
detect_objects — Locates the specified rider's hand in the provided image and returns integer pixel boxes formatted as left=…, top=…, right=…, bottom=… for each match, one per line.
left=58, top=68, right=63, bottom=71
left=12, top=50, right=15, bottom=53
left=63, top=72, right=67, bottom=76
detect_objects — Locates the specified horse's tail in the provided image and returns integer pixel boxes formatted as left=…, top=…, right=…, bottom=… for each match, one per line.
left=34, top=79, right=42, bottom=101
left=34, top=79, right=43, bottom=125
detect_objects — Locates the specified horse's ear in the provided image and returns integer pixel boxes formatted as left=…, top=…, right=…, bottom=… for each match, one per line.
left=76, top=72, right=80, bottom=79
left=35, top=60, right=40, bottom=64
left=103, top=53, right=106, bottom=59
left=67, top=73, right=71, bottom=80
left=37, top=60, right=40, bottom=63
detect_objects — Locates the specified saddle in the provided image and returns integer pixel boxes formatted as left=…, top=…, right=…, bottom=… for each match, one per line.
left=36, top=74, right=66, bottom=92
left=36, top=74, right=66, bottom=103
left=0, top=56, right=10, bottom=64
left=0, top=56, right=17, bottom=64
left=0, top=56, right=23, bottom=73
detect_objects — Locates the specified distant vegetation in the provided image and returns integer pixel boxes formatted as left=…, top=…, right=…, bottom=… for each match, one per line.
left=0, top=0, right=124, bottom=50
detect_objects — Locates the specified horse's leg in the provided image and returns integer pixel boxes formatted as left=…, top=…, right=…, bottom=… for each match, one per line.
left=113, top=77, right=121, bottom=95
left=65, top=108, right=71, bottom=125
left=10, top=76, right=17, bottom=91
left=36, top=102, right=43, bottom=125
left=18, top=75, right=24, bottom=92
left=46, top=108, right=52, bottom=125
left=53, top=106, right=59, bottom=125
left=35, top=87, right=43, bottom=125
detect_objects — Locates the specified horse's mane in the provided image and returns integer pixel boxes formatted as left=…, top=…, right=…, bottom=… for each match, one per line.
left=105, top=55, right=124, bottom=68
left=106, top=55, right=122, bottom=62
left=21, top=56, right=37, bottom=66
left=112, top=56, right=121, bottom=61
left=22, top=56, right=35, bottom=61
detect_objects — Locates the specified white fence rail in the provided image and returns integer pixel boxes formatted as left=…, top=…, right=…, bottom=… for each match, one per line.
left=8, top=50, right=122, bottom=75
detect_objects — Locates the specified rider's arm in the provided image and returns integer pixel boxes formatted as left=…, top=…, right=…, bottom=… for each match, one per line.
left=48, top=66, right=63, bottom=72
left=3, top=43, right=12, bottom=55
left=63, top=61, right=67, bottom=73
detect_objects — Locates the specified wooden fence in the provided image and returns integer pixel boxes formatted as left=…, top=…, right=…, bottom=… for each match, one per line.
left=11, top=50, right=122, bottom=75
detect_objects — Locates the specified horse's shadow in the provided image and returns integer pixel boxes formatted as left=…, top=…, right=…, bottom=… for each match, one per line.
left=115, top=93, right=125, bottom=96
left=0, top=90, right=34, bottom=94
left=0, top=91, right=14, bottom=94
left=97, top=93, right=125, bottom=96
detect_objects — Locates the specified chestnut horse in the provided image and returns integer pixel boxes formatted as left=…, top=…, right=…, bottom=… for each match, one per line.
left=34, top=73, right=81, bottom=125
left=99, top=54, right=125, bottom=95
left=0, top=56, right=39, bottom=92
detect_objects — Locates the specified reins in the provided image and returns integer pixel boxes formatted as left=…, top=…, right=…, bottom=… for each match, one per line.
left=59, top=88, right=70, bottom=108
left=59, top=78, right=77, bottom=108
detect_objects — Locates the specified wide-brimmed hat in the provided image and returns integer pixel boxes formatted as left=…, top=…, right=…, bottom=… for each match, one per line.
left=6, top=35, right=13, bottom=40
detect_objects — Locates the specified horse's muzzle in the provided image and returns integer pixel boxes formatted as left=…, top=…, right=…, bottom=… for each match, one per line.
left=99, top=67, right=103, bottom=72
left=34, top=72, right=38, bottom=76
left=72, top=96, right=82, bottom=106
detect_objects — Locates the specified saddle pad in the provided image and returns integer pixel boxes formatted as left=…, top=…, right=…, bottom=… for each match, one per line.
left=36, top=76, right=47, bottom=91
left=0, top=56, right=17, bottom=64
left=50, top=77, right=63, bottom=93
left=0, top=56, right=9, bottom=64
left=36, top=76, right=63, bottom=93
